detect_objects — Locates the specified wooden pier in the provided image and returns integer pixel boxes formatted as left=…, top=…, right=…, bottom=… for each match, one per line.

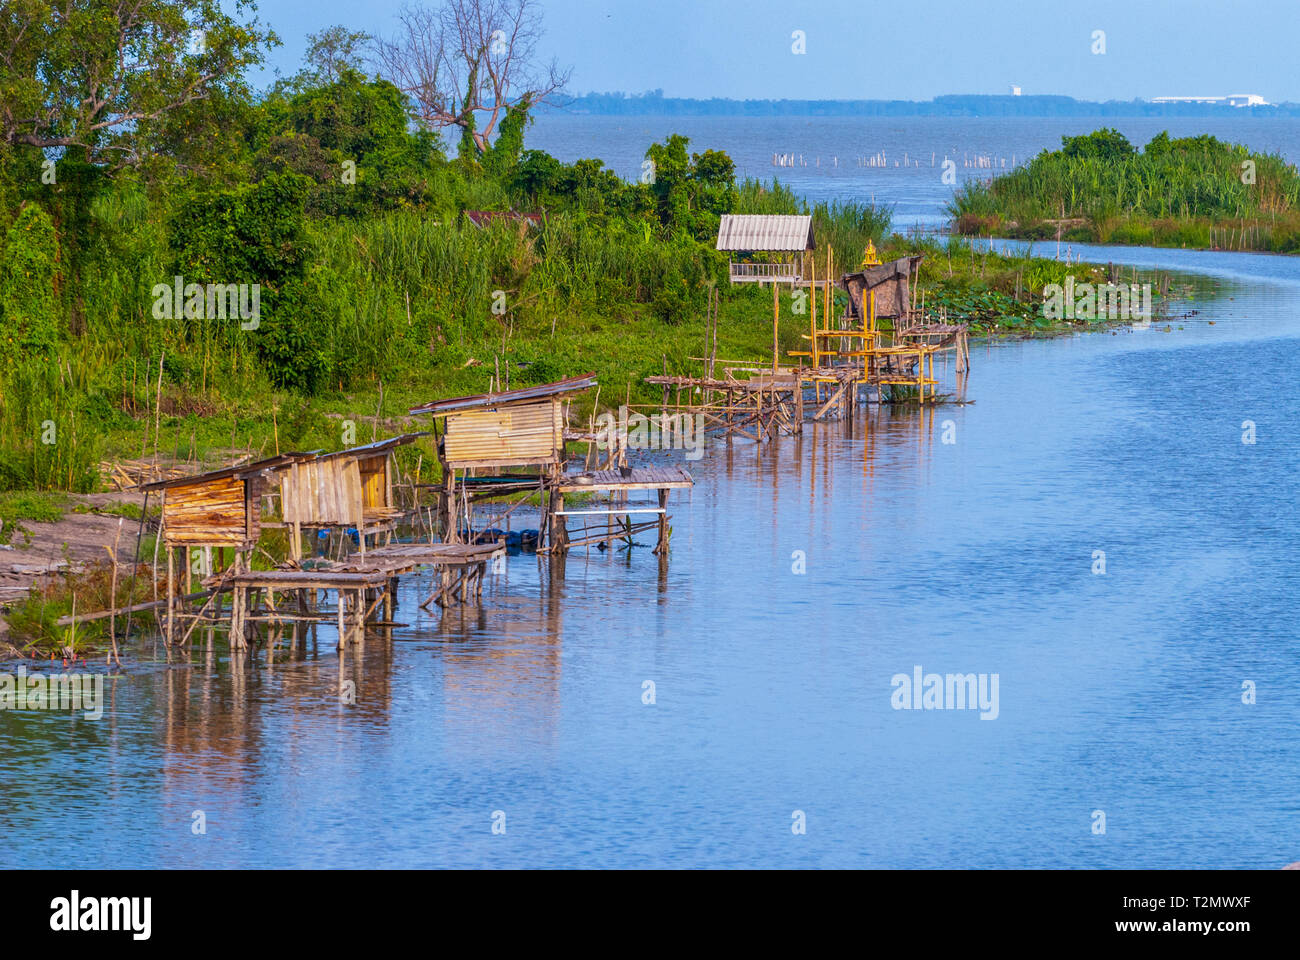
left=548, top=466, right=693, bottom=554
left=642, top=242, right=970, bottom=442
left=216, top=541, right=505, bottom=651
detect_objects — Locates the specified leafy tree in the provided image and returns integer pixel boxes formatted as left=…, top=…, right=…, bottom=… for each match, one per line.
left=258, top=70, right=443, bottom=215
left=1145, top=131, right=1232, bottom=158
left=169, top=172, right=331, bottom=391
left=302, top=25, right=370, bottom=86
left=482, top=100, right=530, bottom=180
left=0, top=0, right=276, bottom=168
left=644, top=134, right=737, bottom=238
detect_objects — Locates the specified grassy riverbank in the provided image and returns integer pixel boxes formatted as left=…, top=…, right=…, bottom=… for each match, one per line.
left=1, top=224, right=1149, bottom=494
left=949, top=128, right=1300, bottom=252
left=0, top=228, right=1176, bottom=658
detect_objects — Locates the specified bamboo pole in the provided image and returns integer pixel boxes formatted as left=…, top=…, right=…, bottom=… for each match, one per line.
left=106, top=518, right=123, bottom=667
left=772, top=281, right=780, bottom=372
left=810, top=252, right=817, bottom=368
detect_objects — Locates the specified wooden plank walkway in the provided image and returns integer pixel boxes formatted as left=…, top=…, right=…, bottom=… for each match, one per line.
left=557, top=466, right=694, bottom=494
left=330, top=541, right=504, bottom=575
left=194, top=541, right=510, bottom=651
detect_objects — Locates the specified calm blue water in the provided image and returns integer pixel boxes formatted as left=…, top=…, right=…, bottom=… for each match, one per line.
left=3, top=117, right=1300, bottom=869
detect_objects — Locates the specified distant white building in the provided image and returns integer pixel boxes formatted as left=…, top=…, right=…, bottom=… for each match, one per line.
left=1009, top=84, right=1022, bottom=97
left=1150, top=94, right=1269, bottom=107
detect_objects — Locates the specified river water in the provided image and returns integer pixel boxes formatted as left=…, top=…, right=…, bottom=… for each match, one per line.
left=3, top=117, right=1299, bottom=869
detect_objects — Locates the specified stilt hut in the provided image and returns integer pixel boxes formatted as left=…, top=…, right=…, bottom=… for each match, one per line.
left=142, top=453, right=303, bottom=644
left=836, top=253, right=959, bottom=401
left=410, top=375, right=597, bottom=545
left=839, top=254, right=923, bottom=327
left=145, top=453, right=300, bottom=554
left=410, top=374, right=693, bottom=557
left=717, top=214, right=816, bottom=285
left=278, top=434, right=426, bottom=559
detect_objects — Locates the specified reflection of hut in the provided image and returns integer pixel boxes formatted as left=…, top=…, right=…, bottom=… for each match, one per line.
left=410, top=375, right=597, bottom=544
left=278, top=434, right=425, bottom=558
left=717, top=214, right=816, bottom=284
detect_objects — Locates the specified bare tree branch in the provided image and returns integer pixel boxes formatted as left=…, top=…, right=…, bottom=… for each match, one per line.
left=372, top=0, right=570, bottom=155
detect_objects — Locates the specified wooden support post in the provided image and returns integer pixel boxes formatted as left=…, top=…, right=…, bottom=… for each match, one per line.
left=231, top=585, right=245, bottom=651
left=772, top=281, right=780, bottom=372
left=825, top=244, right=832, bottom=323
left=165, top=545, right=176, bottom=646
left=552, top=492, right=568, bottom=555
left=336, top=591, right=347, bottom=650
left=444, top=467, right=458, bottom=545
left=654, top=489, right=669, bottom=555
left=810, top=255, right=817, bottom=369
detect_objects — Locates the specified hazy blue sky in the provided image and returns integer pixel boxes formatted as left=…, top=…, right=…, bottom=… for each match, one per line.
left=252, top=0, right=1300, bottom=103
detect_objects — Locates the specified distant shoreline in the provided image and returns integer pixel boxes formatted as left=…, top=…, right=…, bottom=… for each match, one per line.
left=543, top=93, right=1300, bottom=119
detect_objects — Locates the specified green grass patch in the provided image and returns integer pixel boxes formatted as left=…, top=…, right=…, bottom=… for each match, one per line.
left=0, top=491, right=68, bottom=544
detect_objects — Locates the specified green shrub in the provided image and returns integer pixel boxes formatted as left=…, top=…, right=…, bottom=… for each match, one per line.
left=0, top=204, right=60, bottom=351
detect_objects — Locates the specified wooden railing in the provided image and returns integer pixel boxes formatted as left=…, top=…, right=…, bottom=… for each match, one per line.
left=728, top=261, right=799, bottom=283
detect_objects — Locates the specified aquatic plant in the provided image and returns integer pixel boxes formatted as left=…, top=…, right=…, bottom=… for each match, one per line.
left=948, top=130, right=1300, bottom=251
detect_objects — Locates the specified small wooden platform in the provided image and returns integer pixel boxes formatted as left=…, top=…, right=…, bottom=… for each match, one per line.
left=545, top=467, right=693, bottom=555
left=330, top=541, right=504, bottom=575
left=222, top=569, right=392, bottom=590
left=556, top=466, right=694, bottom=494
left=201, top=540, right=510, bottom=651
left=337, top=541, right=505, bottom=609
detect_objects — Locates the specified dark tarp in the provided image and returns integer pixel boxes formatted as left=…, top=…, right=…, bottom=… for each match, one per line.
left=838, top=255, right=923, bottom=320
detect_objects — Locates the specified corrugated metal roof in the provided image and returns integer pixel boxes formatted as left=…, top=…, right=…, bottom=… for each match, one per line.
left=141, top=453, right=311, bottom=491
left=716, top=215, right=815, bottom=252
left=313, top=433, right=428, bottom=462
left=409, top=373, right=598, bottom=416
left=142, top=434, right=429, bottom=491
left=443, top=403, right=562, bottom=467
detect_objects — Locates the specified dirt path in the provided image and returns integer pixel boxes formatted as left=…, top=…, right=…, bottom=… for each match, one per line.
left=0, top=491, right=150, bottom=652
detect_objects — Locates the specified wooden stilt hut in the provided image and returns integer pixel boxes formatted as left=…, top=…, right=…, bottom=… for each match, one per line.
left=832, top=251, right=956, bottom=400
left=142, top=454, right=302, bottom=646
left=717, top=214, right=816, bottom=285
left=277, top=434, right=426, bottom=560
left=410, top=374, right=597, bottom=548
left=409, top=374, right=693, bottom=557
